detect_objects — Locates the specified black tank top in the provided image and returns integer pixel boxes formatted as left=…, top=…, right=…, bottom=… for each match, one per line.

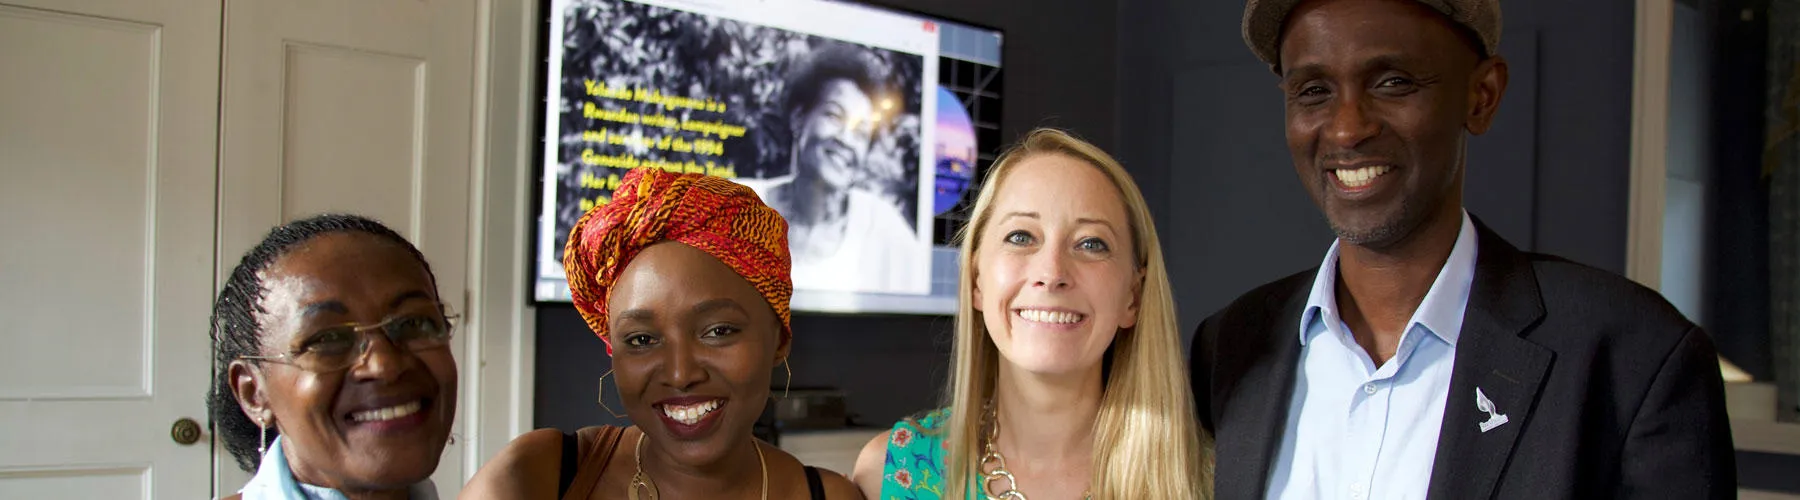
left=557, top=431, right=827, bottom=499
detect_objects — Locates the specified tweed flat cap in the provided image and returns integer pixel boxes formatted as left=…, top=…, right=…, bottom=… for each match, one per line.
left=1243, top=0, right=1502, bottom=70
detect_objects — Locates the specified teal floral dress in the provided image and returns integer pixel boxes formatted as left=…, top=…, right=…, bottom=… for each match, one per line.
left=879, top=408, right=953, bottom=499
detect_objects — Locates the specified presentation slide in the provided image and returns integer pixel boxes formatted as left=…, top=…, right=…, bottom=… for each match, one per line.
left=538, top=0, right=1000, bottom=315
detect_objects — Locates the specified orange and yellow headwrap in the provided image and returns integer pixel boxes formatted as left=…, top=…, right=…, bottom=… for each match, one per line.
left=562, top=168, right=792, bottom=355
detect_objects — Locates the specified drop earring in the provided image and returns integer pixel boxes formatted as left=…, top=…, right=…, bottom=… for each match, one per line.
left=256, top=415, right=269, bottom=457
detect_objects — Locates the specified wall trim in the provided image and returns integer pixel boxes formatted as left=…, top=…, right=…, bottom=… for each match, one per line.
left=467, top=0, right=540, bottom=476
left=1627, top=0, right=1674, bottom=290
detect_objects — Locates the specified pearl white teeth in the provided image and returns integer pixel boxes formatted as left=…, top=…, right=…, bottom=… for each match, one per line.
left=662, top=399, right=723, bottom=426
left=1018, top=309, right=1083, bottom=324
left=351, top=400, right=422, bottom=423
left=1334, top=165, right=1393, bottom=188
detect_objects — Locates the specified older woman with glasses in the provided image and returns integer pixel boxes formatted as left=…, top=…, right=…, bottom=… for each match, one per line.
left=208, top=214, right=459, bottom=499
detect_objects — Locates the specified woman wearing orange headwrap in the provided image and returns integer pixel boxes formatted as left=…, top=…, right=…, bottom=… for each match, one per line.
left=463, top=168, right=861, bottom=499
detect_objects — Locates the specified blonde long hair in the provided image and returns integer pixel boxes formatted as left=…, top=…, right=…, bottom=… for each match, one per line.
left=941, top=128, right=1212, bottom=499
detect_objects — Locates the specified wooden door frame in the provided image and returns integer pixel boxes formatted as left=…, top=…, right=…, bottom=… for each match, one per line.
left=465, top=0, right=540, bottom=473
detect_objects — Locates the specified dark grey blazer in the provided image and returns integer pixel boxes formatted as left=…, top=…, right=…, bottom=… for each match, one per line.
left=1191, top=219, right=1736, bottom=499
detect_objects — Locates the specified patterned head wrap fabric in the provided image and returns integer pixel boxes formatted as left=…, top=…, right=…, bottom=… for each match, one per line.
left=563, top=168, right=792, bottom=355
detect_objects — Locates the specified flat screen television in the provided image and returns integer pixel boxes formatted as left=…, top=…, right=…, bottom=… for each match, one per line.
left=533, top=0, right=1004, bottom=314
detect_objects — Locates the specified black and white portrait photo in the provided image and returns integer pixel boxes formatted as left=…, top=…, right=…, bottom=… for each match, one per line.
left=540, top=0, right=932, bottom=296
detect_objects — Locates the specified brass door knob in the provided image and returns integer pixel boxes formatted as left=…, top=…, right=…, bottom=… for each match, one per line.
left=171, top=418, right=202, bottom=445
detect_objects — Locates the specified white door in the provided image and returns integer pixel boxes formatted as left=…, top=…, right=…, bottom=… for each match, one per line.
left=0, top=0, right=220, bottom=498
left=215, top=0, right=478, bottom=496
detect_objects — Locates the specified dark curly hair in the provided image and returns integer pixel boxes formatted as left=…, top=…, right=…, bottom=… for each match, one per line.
left=781, top=41, right=898, bottom=123
left=206, top=214, right=437, bottom=472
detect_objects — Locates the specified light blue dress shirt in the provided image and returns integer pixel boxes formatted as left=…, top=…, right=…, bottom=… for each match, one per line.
left=1266, top=211, right=1478, bottom=500
left=240, top=436, right=439, bottom=500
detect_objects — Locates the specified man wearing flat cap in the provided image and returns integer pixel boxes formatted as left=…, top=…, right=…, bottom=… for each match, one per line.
left=1189, top=0, right=1737, bottom=498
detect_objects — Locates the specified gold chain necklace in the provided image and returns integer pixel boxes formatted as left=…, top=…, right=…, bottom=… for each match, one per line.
left=628, top=431, right=767, bottom=500
left=979, top=405, right=1091, bottom=500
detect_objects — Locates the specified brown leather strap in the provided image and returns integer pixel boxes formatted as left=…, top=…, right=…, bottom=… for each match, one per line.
left=561, top=426, right=626, bottom=500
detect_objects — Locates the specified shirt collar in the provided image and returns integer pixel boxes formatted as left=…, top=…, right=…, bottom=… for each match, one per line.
left=1300, top=210, right=1479, bottom=347
left=242, top=436, right=439, bottom=500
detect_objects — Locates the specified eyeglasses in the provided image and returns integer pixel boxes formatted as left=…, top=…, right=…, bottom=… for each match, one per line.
left=240, top=307, right=458, bottom=372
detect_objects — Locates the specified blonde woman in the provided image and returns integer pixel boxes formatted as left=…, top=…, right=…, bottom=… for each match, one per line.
left=851, top=128, right=1212, bottom=499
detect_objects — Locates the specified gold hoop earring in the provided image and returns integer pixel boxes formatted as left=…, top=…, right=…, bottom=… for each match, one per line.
left=598, top=369, right=626, bottom=419
left=781, top=359, right=792, bottom=399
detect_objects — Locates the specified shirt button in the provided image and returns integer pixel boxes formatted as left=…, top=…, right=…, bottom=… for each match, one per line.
left=1363, top=383, right=1378, bottom=395
left=1350, top=482, right=1367, bottom=499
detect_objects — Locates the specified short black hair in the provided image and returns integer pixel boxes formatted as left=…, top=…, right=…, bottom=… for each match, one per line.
left=206, top=214, right=437, bottom=472
left=782, top=41, right=895, bottom=121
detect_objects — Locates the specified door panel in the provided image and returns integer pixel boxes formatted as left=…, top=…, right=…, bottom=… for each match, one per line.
left=0, top=1, right=220, bottom=498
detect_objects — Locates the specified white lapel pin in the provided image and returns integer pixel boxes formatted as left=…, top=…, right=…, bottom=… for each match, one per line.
left=1476, top=387, right=1510, bottom=433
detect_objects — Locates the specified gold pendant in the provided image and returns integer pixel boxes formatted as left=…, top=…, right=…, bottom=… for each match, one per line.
left=628, top=472, right=658, bottom=500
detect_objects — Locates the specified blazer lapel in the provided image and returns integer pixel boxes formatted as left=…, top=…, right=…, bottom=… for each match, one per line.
left=1215, top=279, right=1309, bottom=500
left=1426, top=221, right=1553, bottom=500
